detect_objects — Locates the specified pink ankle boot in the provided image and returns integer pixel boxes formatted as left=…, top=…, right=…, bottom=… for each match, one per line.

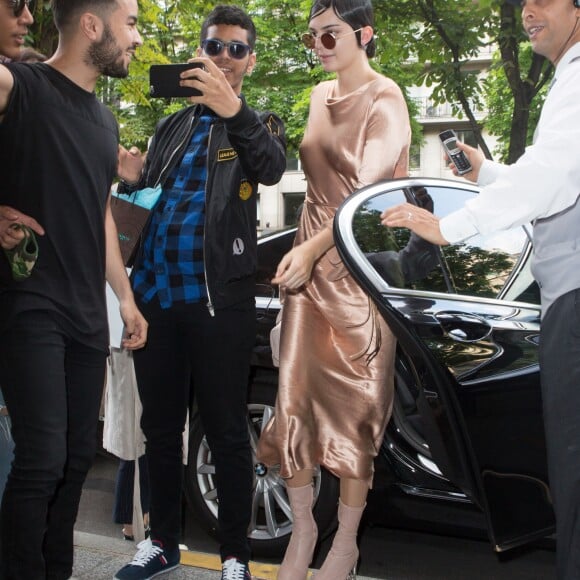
left=314, top=500, right=365, bottom=580
left=277, top=483, right=318, bottom=580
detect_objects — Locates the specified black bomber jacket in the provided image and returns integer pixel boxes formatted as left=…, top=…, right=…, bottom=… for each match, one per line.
left=120, top=96, right=287, bottom=313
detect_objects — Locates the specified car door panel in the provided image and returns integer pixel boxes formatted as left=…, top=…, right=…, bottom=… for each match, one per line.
left=335, top=178, right=554, bottom=551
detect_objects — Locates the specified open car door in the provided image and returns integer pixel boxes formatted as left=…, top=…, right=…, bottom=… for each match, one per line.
left=334, top=178, right=554, bottom=552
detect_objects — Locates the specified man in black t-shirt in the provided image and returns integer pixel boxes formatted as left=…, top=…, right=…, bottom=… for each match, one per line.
left=0, top=0, right=36, bottom=512
left=0, top=1, right=147, bottom=579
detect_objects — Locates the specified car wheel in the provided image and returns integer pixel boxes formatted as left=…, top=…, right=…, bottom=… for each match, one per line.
left=184, top=376, right=340, bottom=557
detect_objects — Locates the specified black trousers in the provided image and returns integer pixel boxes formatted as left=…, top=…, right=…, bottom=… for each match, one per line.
left=133, top=298, right=255, bottom=563
left=0, top=310, right=106, bottom=580
left=540, top=288, right=580, bottom=580
left=113, top=456, right=150, bottom=525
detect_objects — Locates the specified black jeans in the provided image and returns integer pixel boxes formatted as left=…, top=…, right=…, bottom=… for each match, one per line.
left=133, top=298, right=255, bottom=563
left=0, top=310, right=107, bottom=580
left=540, top=288, right=580, bottom=580
left=113, top=456, right=150, bottom=525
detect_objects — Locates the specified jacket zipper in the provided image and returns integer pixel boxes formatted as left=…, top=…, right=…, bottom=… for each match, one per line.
left=203, top=125, right=215, bottom=317
left=154, top=113, right=197, bottom=189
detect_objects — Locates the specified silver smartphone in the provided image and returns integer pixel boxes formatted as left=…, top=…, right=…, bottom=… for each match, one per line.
left=439, top=130, right=472, bottom=175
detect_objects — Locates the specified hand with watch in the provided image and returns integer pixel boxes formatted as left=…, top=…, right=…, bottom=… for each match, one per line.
left=117, top=145, right=145, bottom=191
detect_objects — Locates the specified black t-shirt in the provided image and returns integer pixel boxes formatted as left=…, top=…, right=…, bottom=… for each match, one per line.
left=0, top=63, right=119, bottom=351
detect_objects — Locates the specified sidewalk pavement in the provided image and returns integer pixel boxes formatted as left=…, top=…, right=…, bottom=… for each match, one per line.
left=72, top=531, right=380, bottom=580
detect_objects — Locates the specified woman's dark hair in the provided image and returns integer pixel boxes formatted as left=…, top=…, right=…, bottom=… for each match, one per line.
left=309, top=0, right=375, bottom=58
left=200, top=5, right=257, bottom=51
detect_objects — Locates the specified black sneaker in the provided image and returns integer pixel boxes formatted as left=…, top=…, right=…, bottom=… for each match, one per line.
left=221, top=557, right=251, bottom=580
left=114, top=539, right=180, bottom=580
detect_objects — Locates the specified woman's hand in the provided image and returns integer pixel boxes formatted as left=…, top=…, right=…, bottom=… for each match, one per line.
left=272, top=242, right=319, bottom=290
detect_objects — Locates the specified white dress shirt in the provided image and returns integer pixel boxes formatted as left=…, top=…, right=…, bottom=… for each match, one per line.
left=441, top=42, right=580, bottom=243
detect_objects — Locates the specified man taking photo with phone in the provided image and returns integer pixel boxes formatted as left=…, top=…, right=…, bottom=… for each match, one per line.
left=115, top=5, right=286, bottom=580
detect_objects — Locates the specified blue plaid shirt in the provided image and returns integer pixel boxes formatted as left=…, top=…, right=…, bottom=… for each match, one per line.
left=133, top=114, right=214, bottom=308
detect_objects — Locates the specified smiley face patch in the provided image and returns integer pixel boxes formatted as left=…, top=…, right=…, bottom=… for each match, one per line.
left=239, top=181, right=253, bottom=201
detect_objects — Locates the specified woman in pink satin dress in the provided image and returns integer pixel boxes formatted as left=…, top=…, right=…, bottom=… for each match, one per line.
left=256, top=0, right=411, bottom=578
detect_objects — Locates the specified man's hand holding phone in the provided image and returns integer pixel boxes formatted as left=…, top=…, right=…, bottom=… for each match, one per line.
left=149, top=58, right=243, bottom=119
left=149, top=62, right=205, bottom=98
left=439, top=130, right=485, bottom=183
left=449, top=141, right=485, bottom=182
left=179, top=57, right=243, bottom=118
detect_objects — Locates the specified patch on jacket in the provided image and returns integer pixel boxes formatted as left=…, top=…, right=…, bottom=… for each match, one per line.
left=266, top=115, right=282, bottom=136
left=217, top=148, right=238, bottom=162
left=239, top=181, right=253, bottom=201
left=233, top=238, right=245, bottom=255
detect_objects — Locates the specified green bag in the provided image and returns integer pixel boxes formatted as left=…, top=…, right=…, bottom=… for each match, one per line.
left=3, top=224, right=38, bottom=281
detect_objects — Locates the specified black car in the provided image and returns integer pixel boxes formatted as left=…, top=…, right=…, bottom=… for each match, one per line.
left=184, top=177, right=554, bottom=557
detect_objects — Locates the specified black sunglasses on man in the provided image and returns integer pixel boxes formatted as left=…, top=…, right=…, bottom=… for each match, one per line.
left=9, top=0, right=34, bottom=17
left=201, top=38, right=252, bottom=60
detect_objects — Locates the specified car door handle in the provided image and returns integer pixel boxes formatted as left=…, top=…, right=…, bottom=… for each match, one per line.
left=434, top=311, right=492, bottom=343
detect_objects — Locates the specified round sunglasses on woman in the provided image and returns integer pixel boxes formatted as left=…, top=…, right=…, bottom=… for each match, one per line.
left=301, top=27, right=362, bottom=50
left=9, top=0, right=34, bottom=17
left=201, top=38, right=252, bottom=60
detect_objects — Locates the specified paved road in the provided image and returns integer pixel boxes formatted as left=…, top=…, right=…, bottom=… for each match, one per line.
left=77, top=453, right=556, bottom=580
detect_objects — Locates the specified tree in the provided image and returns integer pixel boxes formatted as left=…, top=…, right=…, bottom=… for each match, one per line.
left=484, top=44, right=549, bottom=163
left=376, top=0, right=552, bottom=163
left=26, top=0, right=546, bottom=162
left=237, top=0, right=315, bottom=153
left=377, top=0, right=495, bottom=158
left=28, top=1, right=58, bottom=58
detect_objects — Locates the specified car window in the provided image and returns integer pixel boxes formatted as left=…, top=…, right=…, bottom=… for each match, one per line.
left=354, top=185, right=538, bottom=302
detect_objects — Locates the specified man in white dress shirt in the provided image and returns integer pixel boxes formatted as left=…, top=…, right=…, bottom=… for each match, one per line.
left=382, top=0, right=580, bottom=577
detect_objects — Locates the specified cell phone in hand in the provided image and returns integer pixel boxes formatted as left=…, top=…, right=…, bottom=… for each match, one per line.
left=149, top=63, right=204, bottom=98
left=438, top=130, right=472, bottom=175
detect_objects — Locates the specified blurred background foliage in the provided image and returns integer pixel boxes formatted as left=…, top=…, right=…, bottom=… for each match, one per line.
left=27, top=0, right=550, bottom=162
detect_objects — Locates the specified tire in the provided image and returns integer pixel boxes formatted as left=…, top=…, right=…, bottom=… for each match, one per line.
left=183, top=375, right=340, bottom=557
